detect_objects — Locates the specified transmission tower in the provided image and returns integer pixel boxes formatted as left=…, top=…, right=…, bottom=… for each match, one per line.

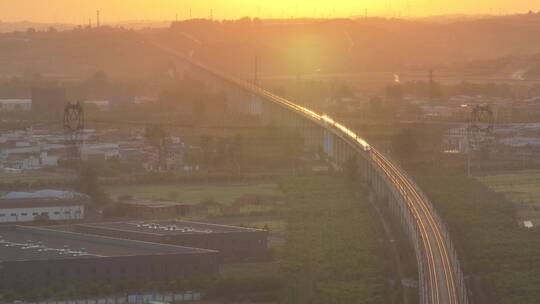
left=63, top=102, right=85, bottom=164
left=466, top=104, right=495, bottom=176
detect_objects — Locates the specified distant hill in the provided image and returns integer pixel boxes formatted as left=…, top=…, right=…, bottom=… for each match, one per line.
left=3, top=15, right=540, bottom=80
left=159, top=14, right=540, bottom=76
left=0, top=21, right=74, bottom=33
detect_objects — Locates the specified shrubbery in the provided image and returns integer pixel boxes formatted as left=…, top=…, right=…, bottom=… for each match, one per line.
left=279, top=175, right=385, bottom=304
left=415, top=172, right=540, bottom=304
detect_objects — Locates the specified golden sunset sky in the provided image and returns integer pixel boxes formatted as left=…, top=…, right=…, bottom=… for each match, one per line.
left=1, top=0, right=539, bottom=23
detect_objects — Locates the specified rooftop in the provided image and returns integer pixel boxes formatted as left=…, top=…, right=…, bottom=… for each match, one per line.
left=0, top=226, right=214, bottom=262
left=0, top=190, right=89, bottom=209
left=0, top=99, right=31, bottom=104
left=2, top=189, right=87, bottom=200
left=120, top=199, right=182, bottom=208
left=78, top=220, right=264, bottom=235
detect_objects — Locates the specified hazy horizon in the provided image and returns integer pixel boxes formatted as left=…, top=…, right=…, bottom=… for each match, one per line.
left=1, top=0, right=540, bottom=24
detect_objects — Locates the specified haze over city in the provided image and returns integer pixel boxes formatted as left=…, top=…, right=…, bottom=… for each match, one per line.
left=2, top=1, right=540, bottom=304
left=2, top=0, right=540, bottom=22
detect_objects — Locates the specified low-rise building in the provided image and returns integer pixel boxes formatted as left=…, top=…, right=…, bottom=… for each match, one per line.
left=0, top=226, right=218, bottom=292
left=84, top=100, right=110, bottom=111
left=81, top=143, right=120, bottom=161
left=0, top=190, right=88, bottom=223
left=0, top=99, right=32, bottom=111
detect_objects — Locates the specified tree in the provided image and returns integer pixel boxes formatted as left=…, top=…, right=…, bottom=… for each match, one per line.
left=200, top=136, right=215, bottom=167
left=334, top=83, right=354, bottom=100
left=391, top=128, right=419, bottom=162
left=367, top=96, right=392, bottom=120
left=145, top=125, right=167, bottom=170
left=280, top=128, right=304, bottom=174
left=232, top=134, right=244, bottom=173
left=385, top=85, right=403, bottom=104
left=401, top=102, right=424, bottom=120
left=183, top=149, right=199, bottom=169
left=80, top=70, right=109, bottom=98
left=343, top=156, right=359, bottom=182
left=79, top=165, right=109, bottom=205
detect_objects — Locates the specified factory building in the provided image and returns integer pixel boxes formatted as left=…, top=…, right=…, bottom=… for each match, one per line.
left=0, top=190, right=88, bottom=223
left=0, top=226, right=219, bottom=292
left=75, top=220, right=269, bottom=263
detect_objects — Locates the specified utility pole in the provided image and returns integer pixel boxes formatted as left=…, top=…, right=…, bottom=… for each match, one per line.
left=254, top=56, right=259, bottom=85
left=96, top=10, right=100, bottom=28
left=428, top=69, right=434, bottom=103
left=467, top=138, right=471, bottom=177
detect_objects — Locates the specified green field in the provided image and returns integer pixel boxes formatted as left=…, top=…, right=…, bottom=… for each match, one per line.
left=416, top=172, right=540, bottom=304
left=210, top=216, right=285, bottom=233
left=105, top=182, right=282, bottom=204
left=478, top=170, right=540, bottom=224
left=279, top=176, right=385, bottom=304
left=0, top=171, right=70, bottom=184
left=220, top=262, right=281, bottom=280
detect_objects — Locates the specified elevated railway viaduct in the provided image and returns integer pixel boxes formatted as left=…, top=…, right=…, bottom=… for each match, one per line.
left=154, top=42, right=469, bottom=304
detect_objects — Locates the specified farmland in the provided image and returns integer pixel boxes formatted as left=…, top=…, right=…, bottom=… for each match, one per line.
left=0, top=171, right=72, bottom=189
left=478, top=170, right=540, bottom=224
left=199, top=175, right=386, bottom=303
left=415, top=172, right=540, bottom=304
left=105, top=182, right=281, bottom=204
left=279, top=175, right=386, bottom=303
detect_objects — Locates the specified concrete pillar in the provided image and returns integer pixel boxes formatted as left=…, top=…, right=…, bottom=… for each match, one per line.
left=323, top=130, right=333, bottom=159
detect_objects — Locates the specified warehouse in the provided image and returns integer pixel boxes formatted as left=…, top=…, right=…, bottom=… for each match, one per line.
left=0, top=226, right=219, bottom=292
left=0, top=190, right=88, bottom=223
left=75, top=220, right=269, bottom=262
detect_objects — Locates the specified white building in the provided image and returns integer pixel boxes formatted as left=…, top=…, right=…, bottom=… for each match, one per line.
left=81, top=143, right=120, bottom=161
left=0, top=146, right=61, bottom=170
left=0, top=99, right=32, bottom=111
left=0, top=190, right=88, bottom=223
left=84, top=100, right=110, bottom=111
